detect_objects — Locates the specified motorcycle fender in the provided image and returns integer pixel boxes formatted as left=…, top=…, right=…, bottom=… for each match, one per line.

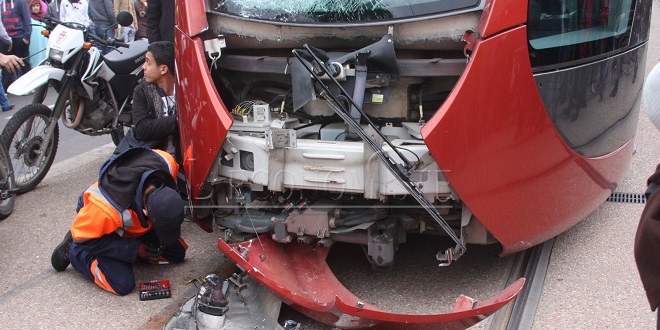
left=7, top=66, right=65, bottom=96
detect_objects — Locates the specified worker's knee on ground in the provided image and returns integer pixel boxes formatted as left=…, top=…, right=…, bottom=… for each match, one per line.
left=112, top=281, right=136, bottom=296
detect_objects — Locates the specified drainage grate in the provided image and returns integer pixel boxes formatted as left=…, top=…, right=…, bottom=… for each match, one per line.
left=606, top=192, right=647, bottom=204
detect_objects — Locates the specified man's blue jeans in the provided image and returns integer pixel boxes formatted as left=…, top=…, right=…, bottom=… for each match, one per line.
left=0, top=73, right=12, bottom=110
left=91, top=23, right=113, bottom=55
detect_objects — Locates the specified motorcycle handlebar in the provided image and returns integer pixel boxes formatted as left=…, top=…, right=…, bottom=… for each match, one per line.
left=86, top=31, right=130, bottom=49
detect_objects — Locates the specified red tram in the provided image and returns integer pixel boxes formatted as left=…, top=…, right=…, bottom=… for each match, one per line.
left=173, top=0, right=652, bottom=327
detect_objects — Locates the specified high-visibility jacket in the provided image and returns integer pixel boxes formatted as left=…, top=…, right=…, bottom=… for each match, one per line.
left=70, top=147, right=179, bottom=263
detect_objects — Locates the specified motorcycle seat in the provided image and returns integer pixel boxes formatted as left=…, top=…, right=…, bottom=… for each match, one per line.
left=104, top=39, right=149, bottom=75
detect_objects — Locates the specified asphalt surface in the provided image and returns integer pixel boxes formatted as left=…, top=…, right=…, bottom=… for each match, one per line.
left=0, top=5, right=659, bottom=330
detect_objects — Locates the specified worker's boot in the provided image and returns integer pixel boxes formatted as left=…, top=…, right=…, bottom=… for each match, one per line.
left=51, top=231, right=73, bottom=271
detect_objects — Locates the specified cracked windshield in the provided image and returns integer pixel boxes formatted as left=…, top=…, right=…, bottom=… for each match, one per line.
left=209, top=0, right=480, bottom=23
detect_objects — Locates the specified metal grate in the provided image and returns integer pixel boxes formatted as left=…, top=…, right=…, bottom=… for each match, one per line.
left=606, top=192, right=647, bottom=204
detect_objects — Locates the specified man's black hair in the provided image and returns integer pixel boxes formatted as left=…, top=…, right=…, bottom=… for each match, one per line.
left=147, top=41, right=175, bottom=75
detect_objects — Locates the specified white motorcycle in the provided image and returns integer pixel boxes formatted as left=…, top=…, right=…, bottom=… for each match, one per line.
left=2, top=12, right=148, bottom=193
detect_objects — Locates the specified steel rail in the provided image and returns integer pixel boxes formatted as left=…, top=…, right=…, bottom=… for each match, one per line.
left=486, top=238, right=555, bottom=330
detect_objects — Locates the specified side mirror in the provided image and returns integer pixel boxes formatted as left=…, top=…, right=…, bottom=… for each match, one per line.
left=117, top=11, right=133, bottom=27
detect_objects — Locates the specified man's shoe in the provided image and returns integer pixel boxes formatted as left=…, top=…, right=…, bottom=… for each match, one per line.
left=2, top=104, right=14, bottom=112
left=51, top=231, right=73, bottom=271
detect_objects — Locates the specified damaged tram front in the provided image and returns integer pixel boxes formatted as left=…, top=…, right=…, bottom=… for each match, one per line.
left=173, top=0, right=650, bottom=327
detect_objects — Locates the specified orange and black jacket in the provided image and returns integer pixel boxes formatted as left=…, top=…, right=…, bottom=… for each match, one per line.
left=70, top=147, right=179, bottom=262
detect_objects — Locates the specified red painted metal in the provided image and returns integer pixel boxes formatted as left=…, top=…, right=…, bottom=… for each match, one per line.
left=478, top=0, right=527, bottom=38
left=174, top=0, right=208, bottom=38
left=420, top=25, right=633, bottom=255
left=175, top=28, right=233, bottom=230
left=218, top=236, right=525, bottom=329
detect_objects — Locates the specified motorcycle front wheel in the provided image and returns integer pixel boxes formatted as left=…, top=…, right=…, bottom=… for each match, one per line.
left=0, top=144, right=16, bottom=219
left=0, top=104, right=59, bottom=194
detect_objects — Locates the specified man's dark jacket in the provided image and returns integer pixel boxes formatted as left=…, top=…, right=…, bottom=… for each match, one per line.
left=635, top=163, right=660, bottom=311
left=146, top=0, right=174, bottom=43
left=132, top=79, right=179, bottom=158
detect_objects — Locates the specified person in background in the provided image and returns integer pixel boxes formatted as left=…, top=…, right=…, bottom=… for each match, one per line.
left=59, top=0, right=90, bottom=26
left=88, top=0, right=117, bottom=54
left=1, top=0, right=32, bottom=86
left=45, top=0, right=61, bottom=21
left=146, top=0, right=172, bottom=43
left=634, top=63, right=660, bottom=330
left=0, top=23, right=23, bottom=111
left=133, top=0, right=146, bottom=39
left=28, top=0, right=47, bottom=68
left=114, top=0, right=137, bottom=42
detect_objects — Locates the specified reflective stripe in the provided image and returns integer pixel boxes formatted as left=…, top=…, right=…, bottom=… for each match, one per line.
left=85, top=185, right=133, bottom=234
left=153, top=149, right=175, bottom=176
left=90, top=259, right=118, bottom=294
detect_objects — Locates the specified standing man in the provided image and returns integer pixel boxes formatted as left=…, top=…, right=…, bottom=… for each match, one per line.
left=89, top=0, right=117, bottom=54
left=45, top=0, right=61, bottom=20
left=134, top=0, right=147, bottom=39
left=114, top=0, right=137, bottom=42
left=59, top=0, right=90, bottom=26
left=635, top=63, right=660, bottom=330
left=1, top=0, right=32, bottom=86
left=50, top=147, right=187, bottom=295
left=146, top=0, right=173, bottom=43
left=0, top=22, right=22, bottom=111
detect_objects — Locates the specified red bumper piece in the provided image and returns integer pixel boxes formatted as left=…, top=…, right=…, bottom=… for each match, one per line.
left=218, top=236, right=525, bottom=329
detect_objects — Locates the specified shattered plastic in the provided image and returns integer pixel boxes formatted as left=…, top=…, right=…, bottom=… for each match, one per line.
left=218, top=236, right=525, bottom=329
left=208, top=0, right=482, bottom=23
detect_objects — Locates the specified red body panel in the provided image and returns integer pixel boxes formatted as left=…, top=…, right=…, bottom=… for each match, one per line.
left=420, top=26, right=633, bottom=255
left=478, top=0, right=527, bottom=37
left=175, top=27, right=233, bottom=207
left=219, top=236, right=525, bottom=329
left=174, top=0, right=208, bottom=38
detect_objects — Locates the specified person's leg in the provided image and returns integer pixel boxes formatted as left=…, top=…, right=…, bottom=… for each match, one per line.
left=0, top=73, right=13, bottom=111
left=92, top=23, right=111, bottom=54
left=69, top=242, right=136, bottom=295
left=11, top=38, right=31, bottom=75
left=123, top=25, right=135, bottom=43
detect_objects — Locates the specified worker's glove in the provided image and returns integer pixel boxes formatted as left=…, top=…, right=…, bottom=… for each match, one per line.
left=137, top=243, right=164, bottom=260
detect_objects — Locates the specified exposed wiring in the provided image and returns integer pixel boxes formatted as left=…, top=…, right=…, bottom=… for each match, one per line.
left=231, top=100, right=268, bottom=116
left=394, top=146, right=421, bottom=170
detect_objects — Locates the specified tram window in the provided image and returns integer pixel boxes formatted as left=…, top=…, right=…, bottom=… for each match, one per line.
left=528, top=0, right=634, bottom=67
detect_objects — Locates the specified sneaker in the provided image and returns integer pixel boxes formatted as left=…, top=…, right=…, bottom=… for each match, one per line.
left=1, top=104, right=14, bottom=112
left=51, top=231, right=73, bottom=271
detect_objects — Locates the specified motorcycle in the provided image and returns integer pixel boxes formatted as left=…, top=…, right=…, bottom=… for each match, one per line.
left=0, top=144, right=17, bottom=219
left=2, top=12, right=148, bottom=193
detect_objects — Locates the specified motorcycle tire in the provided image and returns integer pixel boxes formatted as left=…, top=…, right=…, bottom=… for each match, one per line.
left=0, top=104, right=59, bottom=194
left=0, top=144, right=16, bottom=219
left=32, top=81, right=62, bottom=105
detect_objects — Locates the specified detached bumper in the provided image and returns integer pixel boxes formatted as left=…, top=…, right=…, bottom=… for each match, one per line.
left=219, top=236, right=524, bottom=329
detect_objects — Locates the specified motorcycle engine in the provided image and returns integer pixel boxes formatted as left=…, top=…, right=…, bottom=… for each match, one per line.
left=77, top=91, right=115, bottom=134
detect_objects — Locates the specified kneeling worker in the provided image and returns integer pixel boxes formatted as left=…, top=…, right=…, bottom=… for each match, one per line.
left=50, top=147, right=188, bottom=295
